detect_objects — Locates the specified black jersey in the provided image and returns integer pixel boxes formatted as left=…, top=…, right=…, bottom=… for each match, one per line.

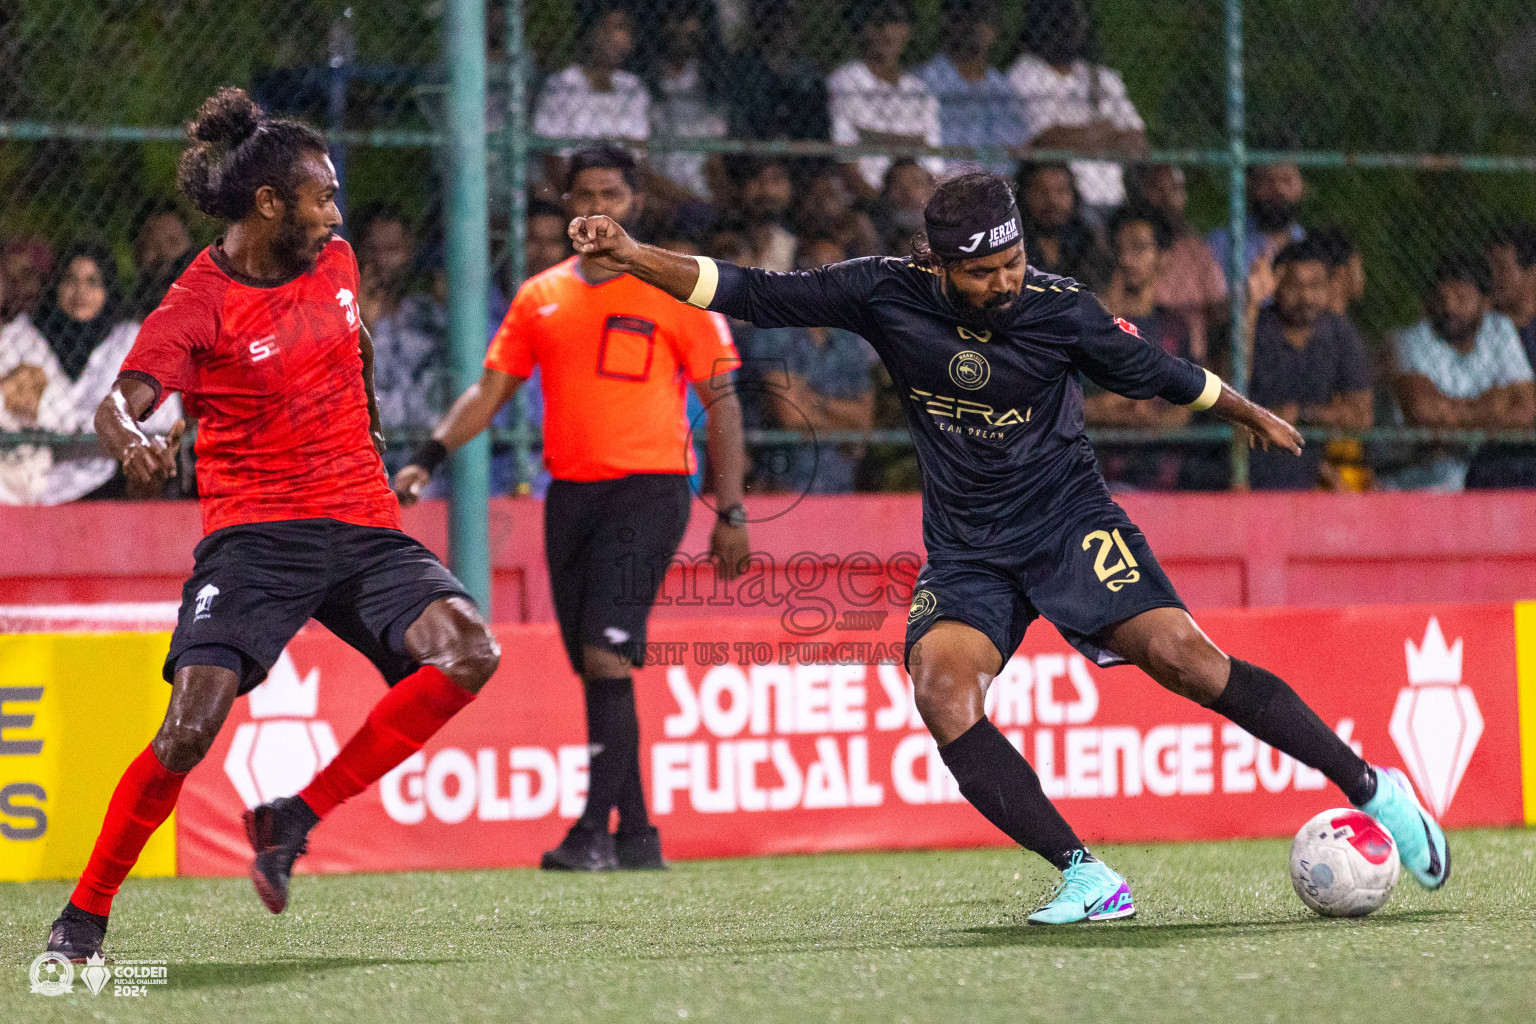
left=697, top=256, right=1215, bottom=558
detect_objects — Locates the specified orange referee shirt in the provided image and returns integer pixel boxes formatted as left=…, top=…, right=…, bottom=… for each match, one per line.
left=485, top=257, right=740, bottom=482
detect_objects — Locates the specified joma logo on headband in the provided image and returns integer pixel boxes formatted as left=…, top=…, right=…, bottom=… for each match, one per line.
left=955, top=218, right=1020, bottom=253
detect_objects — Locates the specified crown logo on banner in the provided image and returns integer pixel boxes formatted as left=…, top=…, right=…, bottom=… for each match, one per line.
left=1404, top=616, right=1462, bottom=685
left=226, top=647, right=337, bottom=809
left=1390, top=616, right=1482, bottom=818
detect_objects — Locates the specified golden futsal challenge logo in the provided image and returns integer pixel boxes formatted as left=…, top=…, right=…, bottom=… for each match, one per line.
left=948, top=350, right=990, bottom=391
left=908, top=589, right=938, bottom=622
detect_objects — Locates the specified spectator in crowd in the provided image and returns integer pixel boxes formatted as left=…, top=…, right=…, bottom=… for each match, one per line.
left=875, top=158, right=936, bottom=256
left=828, top=1, right=943, bottom=201
left=1017, top=161, right=1110, bottom=288
left=126, top=200, right=194, bottom=318
left=0, top=264, right=76, bottom=505
left=32, top=242, right=183, bottom=503
left=1007, top=0, right=1145, bottom=215
left=1487, top=222, right=1536, bottom=370
left=1127, top=163, right=1227, bottom=363
left=526, top=198, right=575, bottom=277
left=914, top=0, right=1026, bottom=177
left=722, top=156, right=798, bottom=272
left=1208, top=162, right=1307, bottom=286
left=792, top=162, right=884, bottom=259
left=532, top=4, right=649, bottom=189
left=747, top=236, right=877, bottom=494
left=1246, top=239, right=1373, bottom=490
left=353, top=206, right=448, bottom=476
left=1312, top=225, right=1366, bottom=318
left=1082, top=208, right=1193, bottom=490
left=642, top=0, right=731, bottom=203
left=729, top=0, right=830, bottom=141
left=1392, top=255, right=1534, bottom=490
left=1305, top=225, right=1375, bottom=490
left=1, top=238, right=52, bottom=321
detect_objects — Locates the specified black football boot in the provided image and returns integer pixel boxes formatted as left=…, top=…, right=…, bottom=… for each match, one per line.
left=540, top=821, right=619, bottom=871
left=244, top=795, right=319, bottom=913
left=46, top=904, right=106, bottom=963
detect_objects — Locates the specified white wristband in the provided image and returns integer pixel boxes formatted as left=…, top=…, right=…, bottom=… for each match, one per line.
left=686, top=256, right=719, bottom=308
left=1186, top=368, right=1222, bottom=412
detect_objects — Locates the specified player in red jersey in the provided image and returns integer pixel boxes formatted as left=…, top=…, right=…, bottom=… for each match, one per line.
left=45, top=88, right=501, bottom=962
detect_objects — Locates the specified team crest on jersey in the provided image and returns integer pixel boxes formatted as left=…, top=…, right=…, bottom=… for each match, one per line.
left=1113, top=316, right=1141, bottom=339
left=336, top=287, right=359, bottom=328
left=908, top=589, right=937, bottom=622
left=948, top=350, right=991, bottom=391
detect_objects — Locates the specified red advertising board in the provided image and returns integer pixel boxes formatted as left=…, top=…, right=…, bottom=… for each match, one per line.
left=174, top=605, right=1525, bottom=877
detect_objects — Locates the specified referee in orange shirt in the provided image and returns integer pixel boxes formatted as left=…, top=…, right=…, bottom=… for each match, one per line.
left=395, top=145, right=749, bottom=871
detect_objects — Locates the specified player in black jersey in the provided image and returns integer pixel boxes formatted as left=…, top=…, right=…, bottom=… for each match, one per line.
left=567, top=171, right=1450, bottom=922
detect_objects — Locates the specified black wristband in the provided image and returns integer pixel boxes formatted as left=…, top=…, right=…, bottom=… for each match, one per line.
left=410, top=439, right=449, bottom=474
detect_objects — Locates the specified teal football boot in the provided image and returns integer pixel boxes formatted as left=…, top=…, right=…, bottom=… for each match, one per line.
left=1027, top=851, right=1136, bottom=925
left=1358, top=765, right=1450, bottom=889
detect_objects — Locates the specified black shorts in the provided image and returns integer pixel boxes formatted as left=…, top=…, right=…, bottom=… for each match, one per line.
left=164, top=518, right=474, bottom=695
left=545, top=473, right=692, bottom=673
left=904, top=501, right=1185, bottom=670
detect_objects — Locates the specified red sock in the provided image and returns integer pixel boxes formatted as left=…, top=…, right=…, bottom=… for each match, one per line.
left=299, top=665, right=475, bottom=818
left=70, top=745, right=187, bottom=917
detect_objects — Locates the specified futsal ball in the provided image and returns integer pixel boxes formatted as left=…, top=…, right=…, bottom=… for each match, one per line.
left=1289, top=808, right=1400, bottom=917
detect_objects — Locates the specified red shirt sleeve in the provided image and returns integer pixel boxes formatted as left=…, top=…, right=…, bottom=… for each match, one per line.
left=484, top=287, right=538, bottom=378
left=119, top=273, right=221, bottom=413
left=672, top=306, right=740, bottom=382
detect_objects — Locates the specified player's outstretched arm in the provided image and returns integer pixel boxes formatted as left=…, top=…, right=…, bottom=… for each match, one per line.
left=568, top=215, right=703, bottom=301
left=1207, top=378, right=1304, bottom=455
left=95, top=378, right=184, bottom=490
left=393, top=366, right=524, bottom=506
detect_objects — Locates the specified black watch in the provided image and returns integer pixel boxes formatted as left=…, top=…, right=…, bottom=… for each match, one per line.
left=717, top=504, right=747, bottom=528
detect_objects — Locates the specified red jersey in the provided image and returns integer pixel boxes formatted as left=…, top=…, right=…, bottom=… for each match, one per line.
left=120, top=238, right=399, bottom=535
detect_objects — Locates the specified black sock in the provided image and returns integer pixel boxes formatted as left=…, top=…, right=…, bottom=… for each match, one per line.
left=1210, top=658, right=1376, bottom=805
left=939, top=717, right=1088, bottom=871
left=614, top=732, right=651, bottom=836
left=578, top=677, right=641, bottom=833
left=63, top=901, right=109, bottom=933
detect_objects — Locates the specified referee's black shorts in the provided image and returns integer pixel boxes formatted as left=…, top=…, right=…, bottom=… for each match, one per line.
left=544, top=473, right=692, bottom=674
left=164, top=517, right=474, bottom=695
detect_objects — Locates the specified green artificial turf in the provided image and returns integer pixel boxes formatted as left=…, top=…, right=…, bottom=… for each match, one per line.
left=2, top=829, right=1533, bottom=1023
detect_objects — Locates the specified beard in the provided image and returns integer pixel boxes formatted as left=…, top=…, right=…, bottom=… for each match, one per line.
left=944, top=276, right=1019, bottom=332
left=1250, top=197, right=1300, bottom=233
left=271, top=208, right=329, bottom=276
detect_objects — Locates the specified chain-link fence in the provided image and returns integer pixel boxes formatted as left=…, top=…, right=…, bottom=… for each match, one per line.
left=5, top=0, right=1536, bottom=506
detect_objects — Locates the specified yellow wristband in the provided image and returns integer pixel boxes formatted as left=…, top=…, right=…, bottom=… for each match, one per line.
left=1186, top=368, right=1222, bottom=412
left=686, top=256, right=719, bottom=308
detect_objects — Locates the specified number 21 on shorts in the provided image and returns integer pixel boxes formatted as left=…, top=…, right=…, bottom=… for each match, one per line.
left=1082, top=529, right=1141, bottom=591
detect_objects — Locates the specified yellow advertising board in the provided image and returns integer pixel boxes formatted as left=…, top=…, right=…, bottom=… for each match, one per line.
left=1515, top=603, right=1536, bottom=826
left=0, top=633, right=176, bottom=881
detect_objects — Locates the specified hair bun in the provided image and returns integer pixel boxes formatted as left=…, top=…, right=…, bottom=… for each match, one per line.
left=188, top=86, right=262, bottom=149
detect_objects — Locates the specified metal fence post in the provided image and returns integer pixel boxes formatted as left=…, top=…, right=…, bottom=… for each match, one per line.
left=1224, top=0, right=1250, bottom=489
left=446, top=0, right=493, bottom=612
left=506, top=0, right=534, bottom=493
